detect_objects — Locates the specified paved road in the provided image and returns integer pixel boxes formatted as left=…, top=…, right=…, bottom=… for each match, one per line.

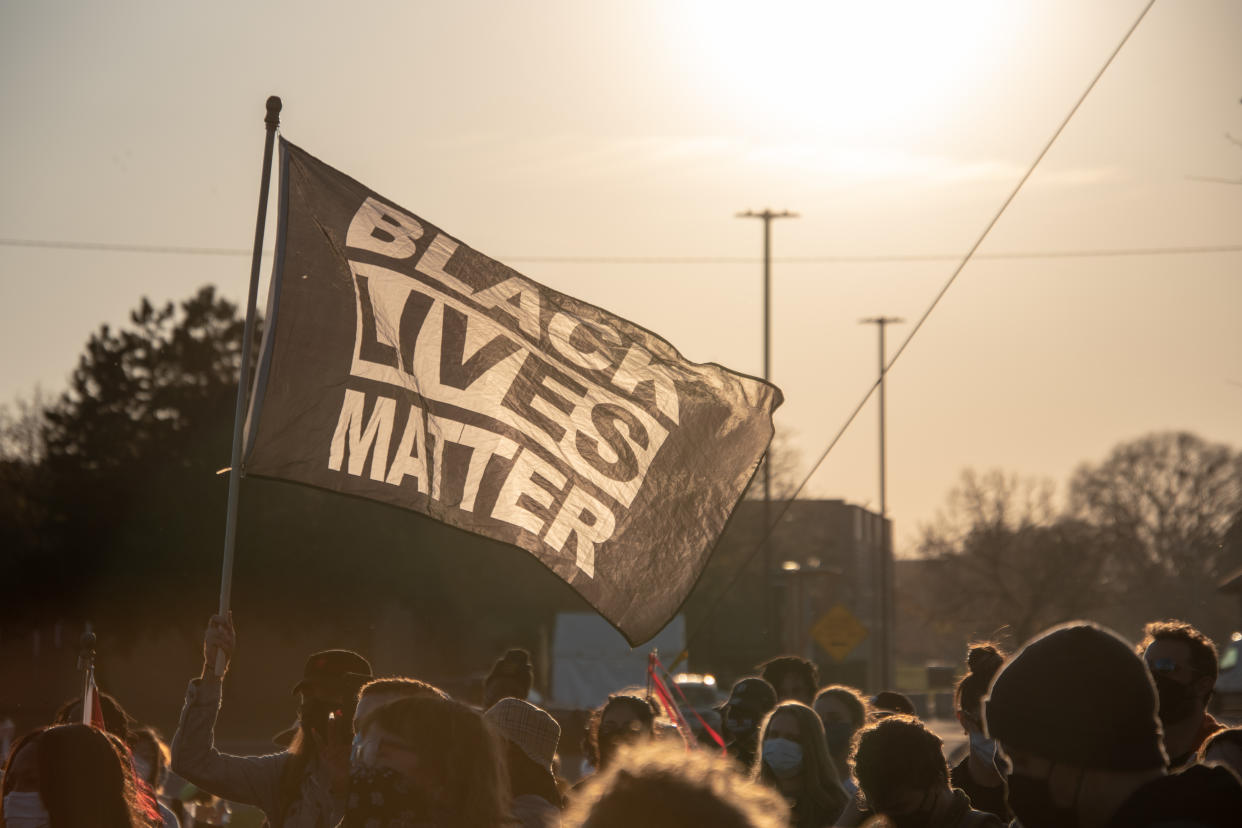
left=926, top=717, right=969, bottom=764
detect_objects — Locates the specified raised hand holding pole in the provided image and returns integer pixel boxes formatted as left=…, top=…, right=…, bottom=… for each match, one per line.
left=215, top=95, right=281, bottom=677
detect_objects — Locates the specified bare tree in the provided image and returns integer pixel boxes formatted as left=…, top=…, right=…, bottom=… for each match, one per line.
left=0, top=386, right=50, bottom=464
left=0, top=387, right=53, bottom=577
left=916, top=469, right=1118, bottom=645
left=1067, top=431, right=1242, bottom=641
left=1068, top=432, right=1242, bottom=581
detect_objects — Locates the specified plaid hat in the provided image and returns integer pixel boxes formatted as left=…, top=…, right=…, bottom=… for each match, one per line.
left=290, top=649, right=373, bottom=696
left=485, top=698, right=561, bottom=772
left=984, top=622, right=1167, bottom=771
left=721, top=677, right=778, bottom=715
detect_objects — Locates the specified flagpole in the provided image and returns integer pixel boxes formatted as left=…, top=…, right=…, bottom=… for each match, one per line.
left=215, top=95, right=281, bottom=676
left=77, top=629, right=96, bottom=725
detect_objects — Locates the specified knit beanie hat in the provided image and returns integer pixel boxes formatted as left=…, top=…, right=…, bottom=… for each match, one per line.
left=983, top=622, right=1167, bottom=771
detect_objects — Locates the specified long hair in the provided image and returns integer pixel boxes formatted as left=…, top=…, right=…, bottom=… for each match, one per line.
left=130, top=726, right=172, bottom=790
left=278, top=687, right=362, bottom=822
left=276, top=721, right=315, bottom=823
left=362, top=695, right=510, bottom=828
left=752, top=702, right=848, bottom=827
left=1, top=727, right=47, bottom=821
left=14, top=724, right=143, bottom=828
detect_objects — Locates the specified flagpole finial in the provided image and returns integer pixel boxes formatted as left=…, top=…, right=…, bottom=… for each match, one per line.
left=265, top=96, right=282, bottom=129
left=77, top=630, right=97, bottom=673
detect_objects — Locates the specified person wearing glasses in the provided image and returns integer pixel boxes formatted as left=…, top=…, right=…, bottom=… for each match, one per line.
left=985, top=621, right=1242, bottom=828
left=1138, top=620, right=1225, bottom=770
left=171, top=614, right=373, bottom=828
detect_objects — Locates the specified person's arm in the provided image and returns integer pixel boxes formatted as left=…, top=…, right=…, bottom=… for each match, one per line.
left=169, top=614, right=286, bottom=818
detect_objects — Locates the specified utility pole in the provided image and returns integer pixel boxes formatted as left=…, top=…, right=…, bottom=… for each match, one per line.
left=860, top=316, right=902, bottom=691
left=738, top=208, right=797, bottom=650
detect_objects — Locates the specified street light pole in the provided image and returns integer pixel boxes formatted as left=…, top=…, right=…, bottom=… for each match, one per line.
left=738, top=208, right=797, bottom=649
left=860, top=316, right=902, bottom=691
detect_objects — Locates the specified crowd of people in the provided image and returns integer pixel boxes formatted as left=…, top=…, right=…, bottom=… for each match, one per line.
left=3, top=614, right=1242, bottom=827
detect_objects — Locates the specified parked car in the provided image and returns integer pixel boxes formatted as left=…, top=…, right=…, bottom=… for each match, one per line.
left=673, top=673, right=726, bottom=747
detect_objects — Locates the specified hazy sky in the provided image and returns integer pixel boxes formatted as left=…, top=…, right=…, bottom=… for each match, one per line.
left=2, top=0, right=1239, bottom=555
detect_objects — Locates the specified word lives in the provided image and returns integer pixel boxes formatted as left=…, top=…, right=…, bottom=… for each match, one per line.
left=326, top=198, right=689, bottom=577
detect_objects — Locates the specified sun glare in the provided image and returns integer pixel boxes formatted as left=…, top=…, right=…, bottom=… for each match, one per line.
left=669, top=1, right=1021, bottom=143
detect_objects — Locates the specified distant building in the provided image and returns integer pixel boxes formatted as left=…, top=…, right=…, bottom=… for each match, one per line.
left=682, top=499, right=890, bottom=692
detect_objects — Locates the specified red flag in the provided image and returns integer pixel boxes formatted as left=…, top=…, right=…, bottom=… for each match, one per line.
left=647, top=654, right=727, bottom=754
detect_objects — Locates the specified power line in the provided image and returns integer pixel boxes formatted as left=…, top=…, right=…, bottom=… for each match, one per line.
left=677, top=0, right=1160, bottom=658
left=0, top=238, right=260, bottom=257
left=510, top=245, right=1242, bottom=263
left=1, top=236, right=1239, bottom=262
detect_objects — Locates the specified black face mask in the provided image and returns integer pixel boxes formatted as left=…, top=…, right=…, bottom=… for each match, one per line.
left=343, top=765, right=439, bottom=827
left=1153, top=674, right=1198, bottom=724
left=723, top=708, right=757, bottom=741
left=1006, top=771, right=1080, bottom=828
left=824, top=722, right=854, bottom=757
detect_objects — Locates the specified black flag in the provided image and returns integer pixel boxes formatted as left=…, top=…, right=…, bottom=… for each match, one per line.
left=243, top=140, right=782, bottom=645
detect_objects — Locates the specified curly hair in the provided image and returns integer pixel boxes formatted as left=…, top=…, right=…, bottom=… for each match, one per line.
left=852, top=715, right=947, bottom=810
left=585, top=694, right=659, bottom=768
left=565, top=742, right=788, bottom=828
left=1138, top=620, right=1219, bottom=682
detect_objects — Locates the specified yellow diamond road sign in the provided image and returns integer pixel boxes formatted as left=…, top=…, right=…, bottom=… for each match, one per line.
left=812, top=604, right=869, bottom=663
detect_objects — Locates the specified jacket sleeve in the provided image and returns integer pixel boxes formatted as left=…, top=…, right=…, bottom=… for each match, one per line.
left=170, top=676, right=287, bottom=819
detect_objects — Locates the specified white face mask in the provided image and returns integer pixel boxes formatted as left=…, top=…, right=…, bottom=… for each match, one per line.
left=763, top=737, right=804, bottom=778
left=3, top=791, right=50, bottom=828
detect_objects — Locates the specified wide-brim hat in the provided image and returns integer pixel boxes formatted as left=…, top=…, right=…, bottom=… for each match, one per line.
left=485, top=698, right=560, bottom=772
left=290, top=649, right=373, bottom=696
